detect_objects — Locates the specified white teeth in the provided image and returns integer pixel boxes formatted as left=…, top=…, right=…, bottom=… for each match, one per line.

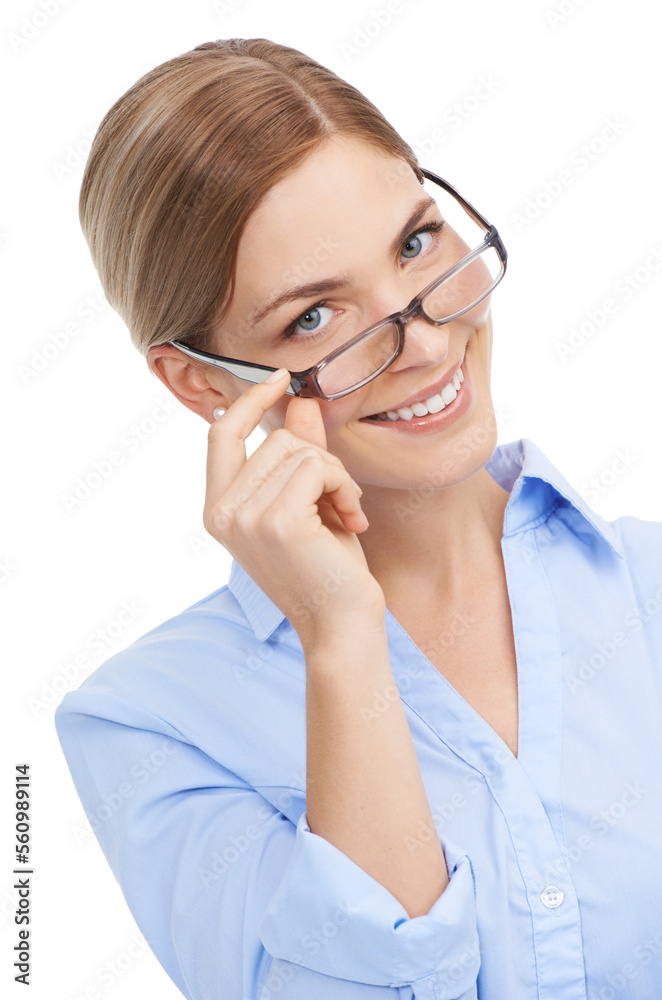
left=441, top=383, right=457, bottom=405
left=394, top=405, right=414, bottom=421
left=426, top=394, right=446, bottom=415
left=368, top=364, right=464, bottom=422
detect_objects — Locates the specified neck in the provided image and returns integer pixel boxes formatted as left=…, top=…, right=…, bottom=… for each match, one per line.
left=357, top=465, right=511, bottom=609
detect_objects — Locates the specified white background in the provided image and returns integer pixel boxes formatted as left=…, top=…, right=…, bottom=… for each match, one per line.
left=3, top=0, right=662, bottom=997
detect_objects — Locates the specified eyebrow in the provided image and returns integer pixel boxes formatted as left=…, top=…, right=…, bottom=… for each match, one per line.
left=249, top=195, right=437, bottom=327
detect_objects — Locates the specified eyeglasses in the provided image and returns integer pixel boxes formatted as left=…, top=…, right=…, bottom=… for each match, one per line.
left=168, top=167, right=507, bottom=399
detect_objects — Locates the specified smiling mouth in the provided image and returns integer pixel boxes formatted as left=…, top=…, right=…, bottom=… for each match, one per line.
left=361, top=363, right=465, bottom=422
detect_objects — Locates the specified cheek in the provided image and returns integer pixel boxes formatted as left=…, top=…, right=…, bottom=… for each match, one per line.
left=480, top=316, right=494, bottom=367
left=320, top=398, right=358, bottom=429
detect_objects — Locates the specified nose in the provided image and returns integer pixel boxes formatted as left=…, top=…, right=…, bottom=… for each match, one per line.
left=387, top=312, right=450, bottom=372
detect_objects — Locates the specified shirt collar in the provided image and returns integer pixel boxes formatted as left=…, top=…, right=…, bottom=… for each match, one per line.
left=228, top=436, right=625, bottom=641
left=486, top=437, right=624, bottom=560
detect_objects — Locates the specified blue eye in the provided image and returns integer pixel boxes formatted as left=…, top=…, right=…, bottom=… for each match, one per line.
left=401, top=229, right=435, bottom=260
left=287, top=303, right=334, bottom=339
left=280, top=220, right=444, bottom=342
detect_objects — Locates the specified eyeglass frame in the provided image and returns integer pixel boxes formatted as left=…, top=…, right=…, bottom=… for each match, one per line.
left=167, top=167, right=508, bottom=399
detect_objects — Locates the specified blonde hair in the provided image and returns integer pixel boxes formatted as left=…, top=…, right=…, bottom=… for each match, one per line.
left=79, top=37, right=424, bottom=370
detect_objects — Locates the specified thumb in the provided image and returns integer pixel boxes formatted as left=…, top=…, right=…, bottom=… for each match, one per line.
left=284, top=395, right=328, bottom=452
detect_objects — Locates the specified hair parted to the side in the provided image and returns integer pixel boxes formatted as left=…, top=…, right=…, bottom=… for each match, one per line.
left=79, top=37, right=425, bottom=371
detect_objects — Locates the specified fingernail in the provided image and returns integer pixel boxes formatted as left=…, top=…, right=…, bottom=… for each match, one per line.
left=350, top=478, right=363, bottom=496
left=265, top=368, right=289, bottom=383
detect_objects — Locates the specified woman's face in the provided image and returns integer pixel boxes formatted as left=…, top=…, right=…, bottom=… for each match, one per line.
left=212, top=134, right=499, bottom=490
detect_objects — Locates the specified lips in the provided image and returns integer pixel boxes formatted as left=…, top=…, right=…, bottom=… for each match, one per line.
left=360, top=351, right=467, bottom=421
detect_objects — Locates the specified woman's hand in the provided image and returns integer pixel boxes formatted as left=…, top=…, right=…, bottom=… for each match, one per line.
left=203, top=370, right=386, bottom=649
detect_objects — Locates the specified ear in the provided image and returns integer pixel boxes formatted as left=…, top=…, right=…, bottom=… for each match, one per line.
left=147, top=343, right=232, bottom=424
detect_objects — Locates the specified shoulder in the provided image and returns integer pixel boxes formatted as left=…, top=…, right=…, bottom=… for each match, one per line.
left=54, top=582, right=306, bottom=780
left=612, top=511, right=662, bottom=547
left=610, top=512, right=662, bottom=597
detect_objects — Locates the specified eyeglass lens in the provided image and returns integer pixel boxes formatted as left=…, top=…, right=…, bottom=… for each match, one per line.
left=312, top=178, right=503, bottom=396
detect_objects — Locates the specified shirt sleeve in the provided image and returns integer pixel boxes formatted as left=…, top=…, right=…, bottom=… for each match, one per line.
left=54, top=694, right=480, bottom=1000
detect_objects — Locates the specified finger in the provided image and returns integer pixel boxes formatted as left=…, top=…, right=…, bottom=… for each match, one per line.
left=205, top=368, right=291, bottom=501
left=283, top=396, right=365, bottom=516
left=211, top=437, right=365, bottom=541
left=266, top=453, right=369, bottom=537
left=284, top=394, right=328, bottom=452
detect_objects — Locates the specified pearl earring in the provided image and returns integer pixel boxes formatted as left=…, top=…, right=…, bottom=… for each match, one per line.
left=213, top=406, right=226, bottom=420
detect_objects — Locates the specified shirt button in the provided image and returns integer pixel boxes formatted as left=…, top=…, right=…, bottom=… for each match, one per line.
left=541, top=885, right=564, bottom=908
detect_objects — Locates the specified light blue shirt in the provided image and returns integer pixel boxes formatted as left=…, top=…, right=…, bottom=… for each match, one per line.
left=54, top=437, right=662, bottom=1000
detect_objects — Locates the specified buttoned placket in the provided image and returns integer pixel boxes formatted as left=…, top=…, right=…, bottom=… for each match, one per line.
left=384, top=498, right=589, bottom=999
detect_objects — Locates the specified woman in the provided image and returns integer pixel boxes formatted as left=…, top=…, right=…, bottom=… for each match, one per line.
left=55, top=36, right=662, bottom=1000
